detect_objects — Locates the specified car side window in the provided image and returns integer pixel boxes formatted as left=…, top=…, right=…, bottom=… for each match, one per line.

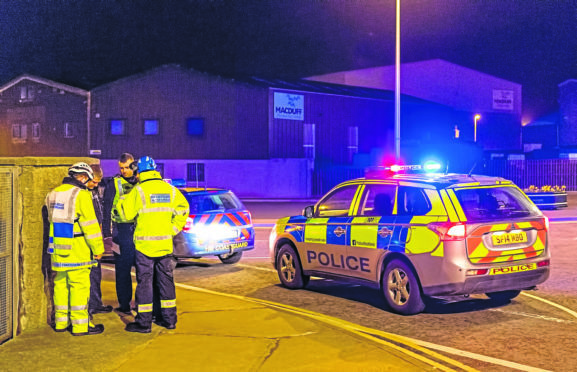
left=358, top=184, right=396, bottom=216
left=316, top=185, right=358, bottom=217
left=397, top=186, right=431, bottom=216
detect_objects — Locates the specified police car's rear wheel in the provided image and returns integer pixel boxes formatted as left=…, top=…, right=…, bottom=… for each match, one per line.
left=383, top=259, right=425, bottom=315
left=277, top=244, right=309, bottom=289
left=486, top=290, right=521, bottom=304
left=218, top=251, right=243, bottom=264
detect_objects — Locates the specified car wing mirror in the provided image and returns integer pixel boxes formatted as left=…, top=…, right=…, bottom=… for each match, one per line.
left=302, top=205, right=314, bottom=218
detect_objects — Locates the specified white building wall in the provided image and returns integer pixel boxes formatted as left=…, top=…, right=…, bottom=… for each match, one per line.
left=100, top=158, right=312, bottom=199
left=306, top=59, right=522, bottom=118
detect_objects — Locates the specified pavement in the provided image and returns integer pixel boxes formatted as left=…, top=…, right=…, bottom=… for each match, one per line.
left=0, top=270, right=446, bottom=372
left=2, top=195, right=576, bottom=372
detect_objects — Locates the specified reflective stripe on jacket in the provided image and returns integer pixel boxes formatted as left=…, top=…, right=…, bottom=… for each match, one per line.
left=112, top=176, right=136, bottom=223
left=116, top=170, right=189, bottom=257
left=46, top=182, right=105, bottom=271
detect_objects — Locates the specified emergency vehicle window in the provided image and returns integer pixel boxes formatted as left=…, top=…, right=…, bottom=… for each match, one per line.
left=397, top=187, right=431, bottom=216
left=317, top=186, right=358, bottom=217
left=184, top=192, right=244, bottom=213
left=358, top=185, right=396, bottom=216
left=454, top=186, right=540, bottom=222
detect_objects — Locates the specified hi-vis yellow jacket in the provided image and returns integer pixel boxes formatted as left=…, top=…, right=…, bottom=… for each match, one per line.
left=45, top=179, right=104, bottom=271
left=112, top=176, right=136, bottom=223
left=116, top=170, right=189, bottom=257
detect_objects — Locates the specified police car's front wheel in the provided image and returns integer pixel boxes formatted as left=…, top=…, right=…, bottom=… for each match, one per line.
left=383, top=259, right=425, bottom=315
left=277, top=244, right=310, bottom=289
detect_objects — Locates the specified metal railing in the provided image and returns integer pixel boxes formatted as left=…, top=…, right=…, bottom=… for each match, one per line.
left=312, top=159, right=577, bottom=196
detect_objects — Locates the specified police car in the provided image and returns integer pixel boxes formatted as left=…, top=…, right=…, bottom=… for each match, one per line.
left=269, top=164, right=550, bottom=315
left=172, top=184, right=255, bottom=264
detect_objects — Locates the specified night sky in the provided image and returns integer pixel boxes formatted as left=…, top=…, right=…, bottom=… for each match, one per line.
left=1, top=0, right=576, bottom=121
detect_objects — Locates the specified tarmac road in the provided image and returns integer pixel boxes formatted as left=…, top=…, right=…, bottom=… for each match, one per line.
left=172, top=195, right=577, bottom=371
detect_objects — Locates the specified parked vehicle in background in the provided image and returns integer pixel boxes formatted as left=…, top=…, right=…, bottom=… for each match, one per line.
left=173, top=186, right=254, bottom=264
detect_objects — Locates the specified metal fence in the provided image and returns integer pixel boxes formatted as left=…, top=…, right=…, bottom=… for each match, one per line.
left=0, top=169, right=14, bottom=344
left=483, top=159, right=577, bottom=191
left=312, top=159, right=577, bottom=196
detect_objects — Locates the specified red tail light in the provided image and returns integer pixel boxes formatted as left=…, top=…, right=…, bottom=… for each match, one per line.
left=183, top=216, right=194, bottom=232
left=428, top=222, right=467, bottom=241
left=537, top=259, right=550, bottom=268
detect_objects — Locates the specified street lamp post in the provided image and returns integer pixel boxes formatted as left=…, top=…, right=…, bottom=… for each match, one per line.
left=474, top=114, right=481, bottom=142
left=394, top=0, right=401, bottom=161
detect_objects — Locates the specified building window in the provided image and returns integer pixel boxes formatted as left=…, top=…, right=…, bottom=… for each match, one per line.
left=64, top=123, right=75, bottom=138
left=187, top=163, right=205, bottom=182
left=32, top=123, right=41, bottom=142
left=303, top=123, right=315, bottom=158
left=110, top=119, right=126, bottom=136
left=12, top=124, right=27, bottom=143
left=348, top=126, right=359, bottom=162
left=186, top=118, right=204, bottom=136
left=20, top=86, right=35, bottom=102
left=144, top=119, right=159, bottom=135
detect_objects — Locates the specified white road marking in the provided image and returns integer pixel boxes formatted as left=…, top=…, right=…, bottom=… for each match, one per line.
left=237, top=263, right=276, bottom=272
left=550, top=220, right=577, bottom=224
left=521, top=292, right=577, bottom=319
left=488, top=308, right=574, bottom=323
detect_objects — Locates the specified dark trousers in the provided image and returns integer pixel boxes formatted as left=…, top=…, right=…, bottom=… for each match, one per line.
left=88, top=259, right=103, bottom=313
left=134, top=250, right=177, bottom=328
left=113, top=223, right=136, bottom=310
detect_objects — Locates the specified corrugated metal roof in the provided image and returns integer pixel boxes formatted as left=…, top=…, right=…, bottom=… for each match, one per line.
left=240, top=75, right=432, bottom=103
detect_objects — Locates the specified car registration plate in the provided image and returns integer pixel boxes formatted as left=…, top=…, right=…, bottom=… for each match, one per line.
left=492, top=231, right=527, bottom=246
left=490, top=262, right=537, bottom=275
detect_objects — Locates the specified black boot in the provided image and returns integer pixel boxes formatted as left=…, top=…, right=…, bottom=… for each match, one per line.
left=72, top=324, right=104, bottom=336
left=125, top=322, right=151, bottom=333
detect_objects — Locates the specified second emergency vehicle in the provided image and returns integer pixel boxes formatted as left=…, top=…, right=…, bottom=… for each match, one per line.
left=173, top=187, right=255, bottom=264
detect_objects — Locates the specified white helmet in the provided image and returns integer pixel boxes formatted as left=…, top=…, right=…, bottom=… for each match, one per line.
left=68, top=162, right=94, bottom=180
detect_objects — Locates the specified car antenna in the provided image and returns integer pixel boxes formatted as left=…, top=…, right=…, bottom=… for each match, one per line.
left=444, top=161, right=450, bottom=175
left=468, top=162, right=477, bottom=177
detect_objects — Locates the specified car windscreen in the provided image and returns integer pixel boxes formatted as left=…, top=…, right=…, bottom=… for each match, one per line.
left=453, top=186, right=541, bottom=222
left=184, top=192, right=244, bottom=214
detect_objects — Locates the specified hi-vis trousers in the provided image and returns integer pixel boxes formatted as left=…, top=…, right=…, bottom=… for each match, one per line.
left=54, top=267, right=92, bottom=333
left=134, top=251, right=177, bottom=328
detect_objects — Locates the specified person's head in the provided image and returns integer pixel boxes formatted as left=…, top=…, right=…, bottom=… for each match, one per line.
left=68, top=162, right=94, bottom=185
left=118, top=152, right=135, bottom=178
left=86, top=164, right=103, bottom=190
left=137, top=156, right=157, bottom=174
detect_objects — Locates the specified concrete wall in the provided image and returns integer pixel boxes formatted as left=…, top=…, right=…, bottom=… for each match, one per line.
left=0, top=157, right=97, bottom=334
left=100, top=158, right=312, bottom=199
